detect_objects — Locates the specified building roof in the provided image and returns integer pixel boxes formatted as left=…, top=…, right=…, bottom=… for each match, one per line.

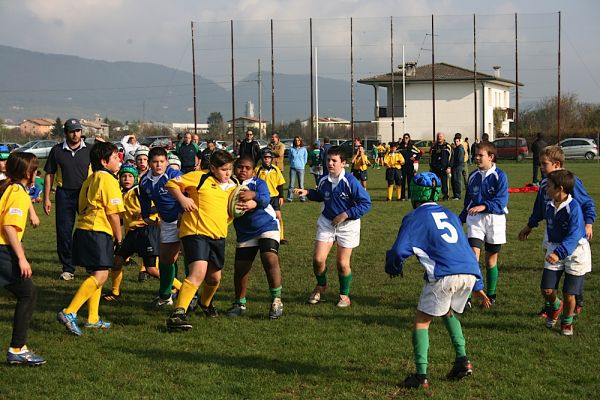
left=21, top=118, right=54, bottom=126
left=228, top=116, right=267, bottom=123
left=358, top=62, right=522, bottom=87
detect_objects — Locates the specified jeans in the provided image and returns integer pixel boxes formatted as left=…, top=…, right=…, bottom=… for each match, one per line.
left=532, top=161, right=541, bottom=183
left=4, top=279, right=37, bottom=348
left=288, top=167, right=305, bottom=201
left=56, top=188, right=79, bottom=274
left=451, top=166, right=464, bottom=199
left=400, top=165, right=414, bottom=199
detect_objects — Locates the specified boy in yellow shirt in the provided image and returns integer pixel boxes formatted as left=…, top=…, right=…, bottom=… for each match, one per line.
left=255, top=150, right=288, bottom=244
left=383, top=142, right=405, bottom=201
left=57, top=142, right=124, bottom=335
left=351, top=145, right=371, bottom=189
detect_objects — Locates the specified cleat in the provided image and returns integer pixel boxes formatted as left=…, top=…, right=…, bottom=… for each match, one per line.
left=200, top=302, right=218, bottom=318
left=84, top=319, right=111, bottom=329
left=102, top=292, right=121, bottom=302
left=545, top=301, right=563, bottom=328
left=399, top=374, right=429, bottom=389
left=58, top=272, right=74, bottom=281
left=57, top=310, right=82, bottom=336
left=6, top=347, right=46, bottom=366
left=151, top=296, right=173, bottom=309
left=446, top=357, right=473, bottom=380
left=560, top=323, right=573, bottom=336
left=269, top=298, right=283, bottom=319
left=138, top=271, right=149, bottom=282
left=226, top=303, right=247, bottom=317
left=487, top=294, right=496, bottom=306
left=336, top=294, right=351, bottom=308
left=307, top=285, right=327, bottom=304
left=537, top=306, right=548, bottom=319
left=167, top=308, right=193, bottom=331
left=187, top=295, right=199, bottom=314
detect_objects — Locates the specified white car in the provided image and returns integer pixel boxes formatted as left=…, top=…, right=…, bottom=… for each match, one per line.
left=14, top=140, right=58, bottom=158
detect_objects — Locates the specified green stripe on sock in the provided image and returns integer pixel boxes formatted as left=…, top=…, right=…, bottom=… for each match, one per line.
left=443, top=314, right=467, bottom=359
left=235, top=297, right=247, bottom=305
left=553, top=298, right=562, bottom=310
left=315, top=269, right=327, bottom=287
left=561, top=314, right=573, bottom=324
left=486, top=265, right=498, bottom=296
left=413, top=329, right=429, bottom=375
left=269, top=287, right=282, bottom=300
left=339, top=273, right=352, bottom=296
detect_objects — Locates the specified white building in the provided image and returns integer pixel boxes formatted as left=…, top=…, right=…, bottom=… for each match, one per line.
left=358, top=62, right=521, bottom=143
left=172, top=122, right=209, bottom=134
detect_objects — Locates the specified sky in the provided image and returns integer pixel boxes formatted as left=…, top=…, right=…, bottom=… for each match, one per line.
left=1, top=0, right=599, bottom=104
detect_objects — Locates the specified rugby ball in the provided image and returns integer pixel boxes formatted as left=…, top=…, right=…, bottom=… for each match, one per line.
left=228, top=185, right=249, bottom=218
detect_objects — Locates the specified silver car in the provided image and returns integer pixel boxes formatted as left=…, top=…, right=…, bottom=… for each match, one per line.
left=14, top=140, right=58, bottom=158
left=559, top=138, right=598, bottom=160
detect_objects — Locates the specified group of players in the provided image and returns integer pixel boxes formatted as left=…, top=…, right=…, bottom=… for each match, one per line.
left=0, top=129, right=594, bottom=392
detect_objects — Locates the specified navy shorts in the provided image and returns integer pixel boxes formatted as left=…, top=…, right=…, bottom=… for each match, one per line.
left=540, top=269, right=585, bottom=295
left=269, top=197, right=281, bottom=211
left=181, top=235, right=225, bottom=269
left=352, top=170, right=368, bottom=182
left=386, top=168, right=402, bottom=185
left=117, top=225, right=160, bottom=263
left=72, top=229, right=114, bottom=270
left=0, top=245, right=20, bottom=287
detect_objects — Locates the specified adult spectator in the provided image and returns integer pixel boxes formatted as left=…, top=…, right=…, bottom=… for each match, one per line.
left=43, top=118, right=91, bottom=280
left=471, top=137, right=479, bottom=164
left=450, top=133, right=465, bottom=200
left=397, top=133, right=421, bottom=200
left=429, top=132, right=452, bottom=200
left=308, top=140, right=323, bottom=185
left=238, top=129, right=261, bottom=163
left=481, top=133, right=490, bottom=142
left=175, top=132, right=199, bottom=173
left=192, top=133, right=200, bottom=145
left=287, top=136, right=308, bottom=202
left=200, top=140, right=217, bottom=170
left=121, top=134, right=140, bottom=160
left=320, top=137, right=332, bottom=173
left=268, top=133, right=286, bottom=172
left=530, top=132, right=547, bottom=184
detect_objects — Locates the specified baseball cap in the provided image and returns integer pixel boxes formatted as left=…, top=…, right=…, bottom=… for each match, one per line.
left=64, top=118, right=82, bottom=132
left=0, top=145, right=10, bottom=160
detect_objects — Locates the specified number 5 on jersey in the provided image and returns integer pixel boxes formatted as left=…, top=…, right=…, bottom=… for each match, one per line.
left=432, top=212, right=458, bottom=243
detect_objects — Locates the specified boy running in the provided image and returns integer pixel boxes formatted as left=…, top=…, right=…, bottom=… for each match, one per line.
left=294, top=146, right=371, bottom=307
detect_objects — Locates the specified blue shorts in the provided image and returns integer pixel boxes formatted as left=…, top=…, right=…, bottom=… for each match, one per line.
left=540, top=269, right=585, bottom=295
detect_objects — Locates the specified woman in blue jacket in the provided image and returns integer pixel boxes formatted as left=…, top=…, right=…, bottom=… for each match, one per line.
left=287, top=136, right=308, bottom=202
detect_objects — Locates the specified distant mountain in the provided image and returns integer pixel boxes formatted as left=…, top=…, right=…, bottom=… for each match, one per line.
left=0, top=45, right=373, bottom=124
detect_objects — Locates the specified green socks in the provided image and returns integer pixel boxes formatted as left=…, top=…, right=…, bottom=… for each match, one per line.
left=339, top=273, right=352, bottom=296
left=235, top=297, right=247, bottom=305
left=486, top=265, right=498, bottom=296
left=158, top=262, right=176, bottom=298
left=443, top=314, right=467, bottom=359
left=315, top=269, right=327, bottom=287
left=413, top=329, right=429, bottom=375
left=270, top=286, right=282, bottom=300
left=561, top=314, right=573, bottom=324
left=552, top=298, right=562, bottom=310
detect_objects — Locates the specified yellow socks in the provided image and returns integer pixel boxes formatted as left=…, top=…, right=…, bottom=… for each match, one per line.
left=172, top=278, right=183, bottom=291
left=111, top=269, right=123, bottom=295
left=387, top=186, right=393, bottom=200
left=176, top=279, right=199, bottom=311
left=396, top=187, right=401, bottom=200
left=200, top=282, right=220, bottom=308
left=86, top=285, right=102, bottom=324
left=279, top=217, right=285, bottom=241
left=65, top=276, right=101, bottom=315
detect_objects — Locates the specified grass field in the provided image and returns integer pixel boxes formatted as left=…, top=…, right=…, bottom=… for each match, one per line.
left=0, top=160, right=599, bottom=399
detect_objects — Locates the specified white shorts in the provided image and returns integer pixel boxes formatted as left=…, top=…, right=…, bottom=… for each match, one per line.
left=160, top=220, right=180, bottom=244
left=418, top=274, right=477, bottom=316
left=315, top=214, right=361, bottom=249
left=466, top=213, right=506, bottom=244
left=544, top=240, right=591, bottom=276
left=236, top=230, right=280, bottom=248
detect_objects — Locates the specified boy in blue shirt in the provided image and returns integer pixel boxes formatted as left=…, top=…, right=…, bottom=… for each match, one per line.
left=294, top=146, right=371, bottom=307
left=386, top=172, right=491, bottom=389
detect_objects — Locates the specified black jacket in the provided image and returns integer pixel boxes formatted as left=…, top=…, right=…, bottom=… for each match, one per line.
left=430, top=142, right=452, bottom=170
left=238, top=140, right=261, bottom=163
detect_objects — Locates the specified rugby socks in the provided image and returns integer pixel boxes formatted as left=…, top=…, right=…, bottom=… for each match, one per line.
left=561, top=314, right=574, bottom=325
left=235, top=297, right=247, bottom=305
left=413, top=329, right=429, bottom=375
left=111, top=270, right=123, bottom=296
left=486, top=265, right=498, bottom=296
left=443, top=314, right=467, bottom=359
left=396, top=187, right=401, bottom=200
left=200, top=282, right=220, bottom=308
left=172, top=278, right=182, bottom=291
left=279, top=218, right=286, bottom=241
left=315, top=268, right=327, bottom=287
left=86, top=285, right=102, bottom=325
left=339, top=273, right=353, bottom=296
left=387, top=186, right=393, bottom=200
left=270, top=286, right=282, bottom=300
left=65, top=276, right=101, bottom=315
left=552, top=298, right=562, bottom=310
left=158, top=262, right=176, bottom=299
left=176, top=279, right=199, bottom=311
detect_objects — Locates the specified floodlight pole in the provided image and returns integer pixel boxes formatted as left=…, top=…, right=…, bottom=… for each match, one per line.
left=191, top=21, right=198, bottom=135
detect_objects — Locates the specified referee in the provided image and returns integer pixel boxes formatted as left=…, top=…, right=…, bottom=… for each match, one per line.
left=43, top=118, right=91, bottom=280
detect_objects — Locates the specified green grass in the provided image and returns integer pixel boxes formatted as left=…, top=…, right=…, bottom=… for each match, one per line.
left=1, top=161, right=599, bottom=399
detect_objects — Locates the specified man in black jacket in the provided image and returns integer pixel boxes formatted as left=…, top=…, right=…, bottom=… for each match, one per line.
left=238, top=130, right=261, bottom=163
left=530, top=132, right=547, bottom=184
left=175, top=132, right=199, bottom=173
left=429, top=132, right=452, bottom=200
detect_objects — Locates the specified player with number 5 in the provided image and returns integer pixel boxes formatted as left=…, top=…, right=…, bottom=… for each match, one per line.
left=385, top=172, right=491, bottom=389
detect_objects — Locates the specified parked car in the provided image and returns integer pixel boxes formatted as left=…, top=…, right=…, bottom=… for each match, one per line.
left=414, top=140, right=433, bottom=155
left=559, top=138, right=598, bottom=160
left=493, top=137, right=529, bottom=161
left=141, top=136, right=174, bottom=150
left=338, top=138, right=379, bottom=160
left=0, top=143, right=21, bottom=152
left=13, top=140, right=58, bottom=158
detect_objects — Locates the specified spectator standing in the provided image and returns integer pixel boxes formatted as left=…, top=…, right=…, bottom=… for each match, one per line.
left=308, top=140, right=323, bottom=185
left=450, top=134, right=465, bottom=200
left=530, top=132, right=548, bottom=185
left=429, top=132, right=452, bottom=200
left=200, top=140, right=217, bottom=170
left=268, top=133, right=286, bottom=173
left=398, top=133, right=421, bottom=200
left=43, top=118, right=91, bottom=280
left=238, top=130, right=261, bottom=163
left=287, top=136, right=308, bottom=202
left=175, top=132, right=199, bottom=173
left=320, top=137, right=332, bottom=173
left=470, top=137, right=479, bottom=164
left=121, top=134, right=140, bottom=160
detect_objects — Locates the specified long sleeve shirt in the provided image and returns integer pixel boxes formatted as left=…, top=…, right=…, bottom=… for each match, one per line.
left=460, top=164, right=508, bottom=222
left=307, top=170, right=371, bottom=221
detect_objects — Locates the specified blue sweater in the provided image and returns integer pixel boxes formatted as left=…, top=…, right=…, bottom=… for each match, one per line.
left=307, top=170, right=371, bottom=221
left=289, top=146, right=308, bottom=170
left=545, top=195, right=587, bottom=260
left=233, top=177, right=280, bottom=242
left=139, top=166, right=183, bottom=223
left=386, top=203, right=484, bottom=290
left=460, top=164, right=508, bottom=222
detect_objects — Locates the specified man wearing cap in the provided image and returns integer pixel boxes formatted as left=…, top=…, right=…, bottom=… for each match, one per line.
left=43, top=118, right=92, bottom=280
left=238, top=129, right=261, bottom=163
left=175, top=132, right=199, bottom=173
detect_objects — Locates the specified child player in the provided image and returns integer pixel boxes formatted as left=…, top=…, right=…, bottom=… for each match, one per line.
left=385, top=172, right=490, bottom=389
left=518, top=145, right=595, bottom=317
left=294, top=146, right=371, bottom=307
left=524, top=170, right=591, bottom=336
left=351, top=145, right=370, bottom=189
left=1, top=153, right=46, bottom=365
left=139, top=147, right=184, bottom=308
left=165, top=150, right=238, bottom=331
left=383, top=142, right=405, bottom=201
left=459, top=141, right=508, bottom=306
left=226, top=155, right=283, bottom=319
left=102, top=164, right=161, bottom=301
left=57, top=142, right=124, bottom=335
left=255, top=149, right=288, bottom=244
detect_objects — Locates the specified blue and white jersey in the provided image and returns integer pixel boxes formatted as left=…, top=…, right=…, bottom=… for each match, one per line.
left=307, top=169, right=371, bottom=221
left=528, top=175, right=596, bottom=228
left=545, top=195, right=587, bottom=260
left=233, top=176, right=279, bottom=243
left=460, top=164, right=508, bottom=222
left=139, top=166, right=183, bottom=223
left=386, top=203, right=484, bottom=291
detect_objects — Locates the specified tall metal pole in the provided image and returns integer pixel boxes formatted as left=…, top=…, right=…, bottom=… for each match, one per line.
left=258, top=58, right=263, bottom=139
left=350, top=17, right=355, bottom=142
left=402, top=45, right=406, bottom=135
left=191, top=21, right=198, bottom=135
left=315, top=47, right=319, bottom=140
left=390, top=16, right=395, bottom=142
left=271, top=19, right=275, bottom=134
left=557, top=11, right=561, bottom=142
left=431, top=15, right=436, bottom=141
left=473, top=14, right=478, bottom=141
left=231, top=20, right=236, bottom=144
left=515, top=13, right=520, bottom=160
left=310, top=18, right=315, bottom=146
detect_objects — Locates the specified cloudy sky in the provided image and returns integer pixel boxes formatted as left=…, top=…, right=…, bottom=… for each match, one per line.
left=1, top=0, right=599, bottom=103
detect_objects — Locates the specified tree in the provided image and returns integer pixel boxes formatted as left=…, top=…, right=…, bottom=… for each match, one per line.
left=51, top=117, right=63, bottom=137
left=0, top=118, right=7, bottom=142
left=207, top=112, right=226, bottom=139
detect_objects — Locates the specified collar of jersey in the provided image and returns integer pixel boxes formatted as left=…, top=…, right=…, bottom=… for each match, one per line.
left=478, top=163, right=497, bottom=178
left=327, top=168, right=345, bottom=183
left=62, top=140, right=86, bottom=152
left=549, top=194, right=573, bottom=212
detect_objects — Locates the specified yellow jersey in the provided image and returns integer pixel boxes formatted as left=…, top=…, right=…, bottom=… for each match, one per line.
left=76, top=170, right=125, bottom=236
left=384, top=151, right=405, bottom=169
left=255, top=164, right=285, bottom=197
left=165, top=171, right=237, bottom=240
left=0, top=184, right=30, bottom=245
left=352, top=154, right=371, bottom=172
left=122, top=186, right=159, bottom=232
